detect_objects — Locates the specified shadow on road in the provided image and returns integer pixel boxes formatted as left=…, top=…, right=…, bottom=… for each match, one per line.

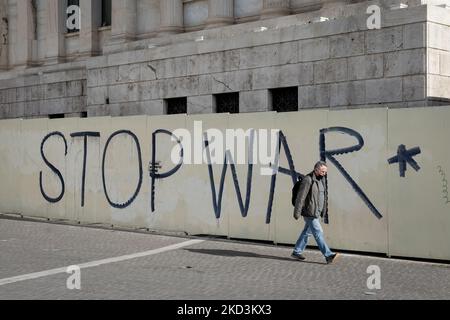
left=183, top=248, right=325, bottom=265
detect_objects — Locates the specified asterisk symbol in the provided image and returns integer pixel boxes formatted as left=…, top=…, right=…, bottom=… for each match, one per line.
left=388, top=145, right=421, bottom=178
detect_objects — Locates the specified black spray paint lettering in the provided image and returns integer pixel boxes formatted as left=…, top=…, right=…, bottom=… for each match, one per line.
left=39, top=132, right=68, bottom=203
left=40, top=129, right=175, bottom=210
left=149, top=129, right=184, bottom=212
left=204, top=131, right=254, bottom=219
left=437, top=166, right=450, bottom=205
left=265, top=131, right=302, bottom=224
left=320, top=127, right=383, bottom=220
left=70, top=132, right=101, bottom=207
left=388, top=145, right=421, bottom=177
left=40, top=127, right=383, bottom=224
left=102, top=130, right=143, bottom=209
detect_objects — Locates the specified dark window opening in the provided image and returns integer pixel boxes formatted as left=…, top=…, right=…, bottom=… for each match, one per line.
left=101, top=0, right=112, bottom=27
left=67, top=0, right=80, bottom=33
left=166, top=97, right=187, bottom=115
left=49, top=114, right=65, bottom=119
left=271, top=87, right=298, bottom=112
left=80, top=112, right=88, bottom=118
left=215, top=92, right=239, bottom=114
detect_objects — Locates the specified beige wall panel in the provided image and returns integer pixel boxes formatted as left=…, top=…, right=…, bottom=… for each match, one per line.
left=226, top=112, right=277, bottom=241
left=0, top=119, right=22, bottom=214
left=3, top=106, right=450, bottom=261
left=325, top=109, right=388, bottom=253
left=106, top=116, right=148, bottom=229
left=19, top=119, right=49, bottom=219
left=272, top=110, right=328, bottom=245
left=146, top=115, right=187, bottom=232
left=45, top=118, right=79, bottom=222
left=74, top=117, right=112, bottom=226
left=388, top=107, right=450, bottom=260
left=184, top=114, right=230, bottom=236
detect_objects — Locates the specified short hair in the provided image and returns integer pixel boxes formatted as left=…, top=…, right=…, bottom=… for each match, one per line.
left=314, top=161, right=327, bottom=170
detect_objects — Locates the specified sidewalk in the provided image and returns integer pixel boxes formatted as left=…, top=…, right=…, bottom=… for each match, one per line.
left=0, top=217, right=449, bottom=300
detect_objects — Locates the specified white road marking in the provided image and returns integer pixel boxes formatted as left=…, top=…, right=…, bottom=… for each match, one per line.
left=0, top=239, right=204, bottom=286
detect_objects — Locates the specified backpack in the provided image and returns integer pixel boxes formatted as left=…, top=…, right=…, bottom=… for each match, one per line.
left=291, top=173, right=315, bottom=207
left=291, top=175, right=304, bottom=207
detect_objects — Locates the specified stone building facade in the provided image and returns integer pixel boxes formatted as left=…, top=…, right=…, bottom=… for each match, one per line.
left=0, top=0, right=449, bottom=119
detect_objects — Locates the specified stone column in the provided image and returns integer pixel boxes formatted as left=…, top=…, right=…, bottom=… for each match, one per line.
left=260, top=0, right=290, bottom=20
left=0, top=0, right=8, bottom=70
left=45, top=0, right=67, bottom=64
left=159, top=0, right=183, bottom=34
left=14, top=0, right=38, bottom=67
left=79, top=0, right=101, bottom=57
left=110, top=0, right=137, bottom=44
left=206, top=0, right=234, bottom=29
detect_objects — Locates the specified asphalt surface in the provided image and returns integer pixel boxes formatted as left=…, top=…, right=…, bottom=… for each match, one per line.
left=0, top=216, right=449, bottom=300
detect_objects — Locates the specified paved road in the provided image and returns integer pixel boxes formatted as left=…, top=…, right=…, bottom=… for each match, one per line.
left=0, top=216, right=449, bottom=300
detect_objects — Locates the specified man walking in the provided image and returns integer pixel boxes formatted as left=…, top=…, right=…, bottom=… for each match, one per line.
left=291, top=161, right=339, bottom=264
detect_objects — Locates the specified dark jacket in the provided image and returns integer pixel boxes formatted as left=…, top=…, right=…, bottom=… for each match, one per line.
left=293, top=172, right=328, bottom=220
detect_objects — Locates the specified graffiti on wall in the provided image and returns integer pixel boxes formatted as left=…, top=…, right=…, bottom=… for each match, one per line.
left=38, top=125, right=396, bottom=225
left=39, top=132, right=67, bottom=203
left=149, top=129, right=184, bottom=212
left=320, top=127, right=383, bottom=222
left=437, top=165, right=450, bottom=205
left=388, top=144, right=421, bottom=178
left=70, top=132, right=100, bottom=207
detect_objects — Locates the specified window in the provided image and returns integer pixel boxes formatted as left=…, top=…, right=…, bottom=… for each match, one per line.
left=166, top=97, right=187, bottom=115
left=215, top=92, right=239, bottom=114
left=270, top=87, right=298, bottom=112
left=67, top=0, right=80, bottom=33
left=49, top=114, right=65, bottom=119
left=102, top=0, right=112, bottom=27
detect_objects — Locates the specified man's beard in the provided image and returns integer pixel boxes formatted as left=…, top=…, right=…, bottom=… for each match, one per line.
left=316, top=175, right=324, bottom=180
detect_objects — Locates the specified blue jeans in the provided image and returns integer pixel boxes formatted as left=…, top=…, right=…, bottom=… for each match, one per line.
left=293, top=217, right=333, bottom=258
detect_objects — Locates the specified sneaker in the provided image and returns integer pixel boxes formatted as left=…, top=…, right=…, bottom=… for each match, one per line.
left=326, top=253, right=339, bottom=264
left=291, top=252, right=306, bottom=261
